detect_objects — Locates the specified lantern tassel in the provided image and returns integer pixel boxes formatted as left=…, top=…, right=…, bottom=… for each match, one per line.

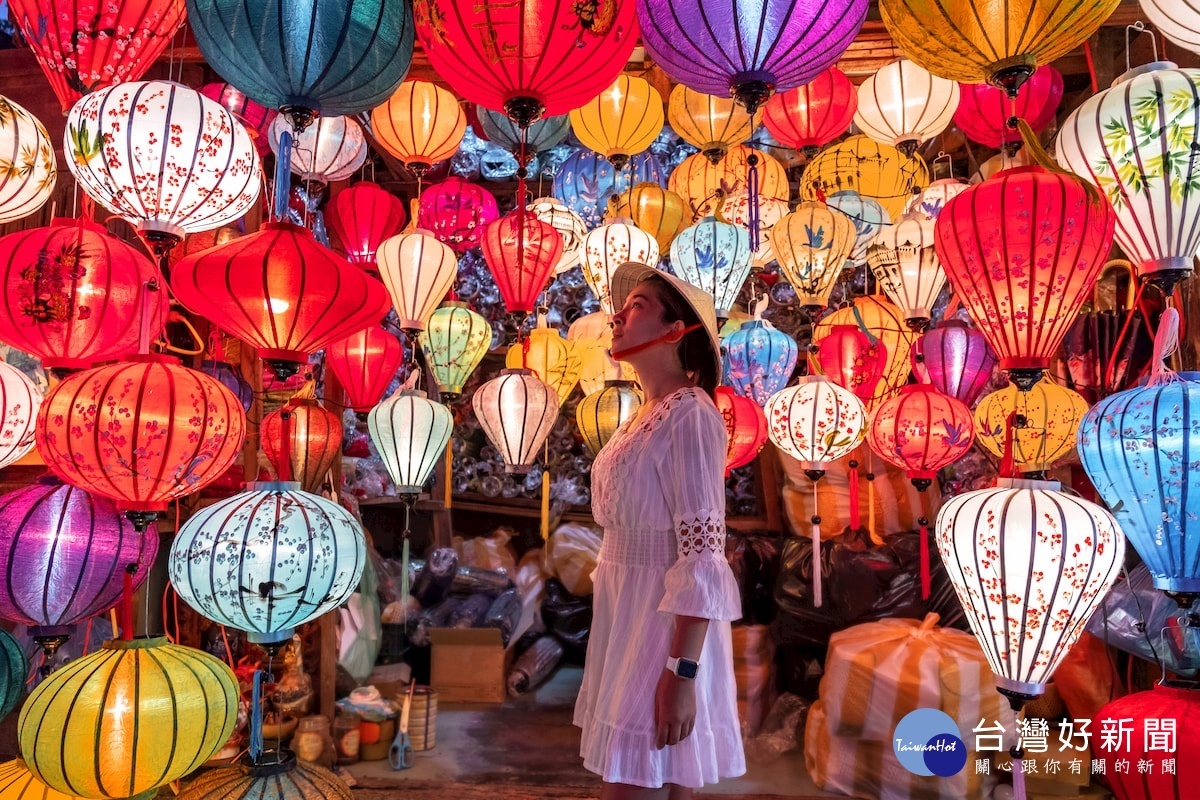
left=1011, top=746, right=1027, bottom=800
left=1150, top=307, right=1181, bottom=384
left=747, top=154, right=761, bottom=252
left=1015, top=118, right=1102, bottom=206
left=250, top=667, right=269, bottom=764
left=848, top=460, right=860, bottom=531
left=918, top=489, right=931, bottom=601
left=443, top=439, right=453, bottom=509
left=120, top=564, right=136, bottom=640
left=867, top=453, right=879, bottom=544
left=273, top=128, right=294, bottom=222
left=400, top=533, right=411, bottom=628
left=278, top=409, right=294, bottom=483
left=540, top=468, right=551, bottom=541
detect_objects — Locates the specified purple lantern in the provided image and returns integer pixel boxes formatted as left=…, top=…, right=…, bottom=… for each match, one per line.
left=638, top=0, right=870, bottom=113
left=417, top=177, right=501, bottom=255
left=0, top=481, right=158, bottom=658
left=913, top=320, right=997, bottom=407
left=200, top=359, right=254, bottom=413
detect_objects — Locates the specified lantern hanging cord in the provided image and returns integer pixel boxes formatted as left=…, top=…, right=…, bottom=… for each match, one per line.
left=1014, top=119, right=1103, bottom=207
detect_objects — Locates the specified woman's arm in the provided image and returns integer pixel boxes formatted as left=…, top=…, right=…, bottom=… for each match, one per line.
left=654, top=613, right=710, bottom=748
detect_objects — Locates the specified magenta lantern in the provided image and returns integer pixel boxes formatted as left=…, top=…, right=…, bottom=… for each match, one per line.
left=417, top=178, right=501, bottom=255
left=912, top=320, right=997, bottom=407
left=954, top=66, right=1063, bottom=153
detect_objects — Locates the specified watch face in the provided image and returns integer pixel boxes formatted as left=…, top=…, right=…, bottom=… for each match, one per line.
left=676, top=659, right=698, bottom=679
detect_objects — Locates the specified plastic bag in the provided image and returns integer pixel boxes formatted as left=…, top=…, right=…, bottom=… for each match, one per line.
left=450, top=565, right=514, bottom=596
left=507, top=634, right=564, bottom=697
left=1086, top=564, right=1200, bottom=678
left=337, top=556, right=382, bottom=684
left=742, top=692, right=809, bottom=762
left=411, top=548, right=459, bottom=606
left=448, top=593, right=493, bottom=628
left=452, top=526, right=519, bottom=574
left=726, top=530, right=781, bottom=626
left=546, top=523, right=602, bottom=597
left=512, top=548, right=549, bottom=645
left=542, top=578, right=592, bottom=662
left=409, top=596, right=461, bottom=647
left=483, top=589, right=523, bottom=646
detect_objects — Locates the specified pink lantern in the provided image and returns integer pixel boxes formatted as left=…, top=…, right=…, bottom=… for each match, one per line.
left=954, top=66, right=1063, bottom=153
left=199, top=82, right=278, bottom=158
left=417, top=178, right=501, bottom=254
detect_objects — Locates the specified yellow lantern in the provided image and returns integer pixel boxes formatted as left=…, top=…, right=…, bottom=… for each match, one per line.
left=798, top=134, right=930, bottom=220
left=376, top=230, right=459, bottom=332
left=569, top=75, right=664, bottom=168
left=0, top=760, right=88, bottom=800
left=974, top=380, right=1090, bottom=475
left=853, top=59, right=960, bottom=156
left=19, top=638, right=238, bottom=799
left=176, top=751, right=351, bottom=800
left=419, top=301, right=492, bottom=401
left=667, top=85, right=754, bottom=163
left=878, top=0, right=1119, bottom=95
left=370, top=80, right=466, bottom=177
left=772, top=201, right=856, bottom=310
left=576, top=380, right=642, bottom=455
left=812, top=295, right=917, bottom=409
left=569, top=311, right=635, bottom=395
left=670, top=145, right=789, bottom=219
left=580, top=219, right=660, bottom=314
left=505, top=316, right=583, bottom=406
left=606, top=182, right=689, bottom=252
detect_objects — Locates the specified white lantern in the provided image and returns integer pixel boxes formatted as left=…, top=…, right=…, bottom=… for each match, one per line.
left=0, top=361, right=40, bottom=470
left=530, top=197, right=588, bottom=275
left=169, top=482, right=367, bottom=647
left=64, top=81, right=260, bottom=251
left=723, top=190, right=789, bottom=268
left=268, top=114, right=367, bottom=184
left=0, top=96, right=56, bottom=225
left=903, top=177, right=970, bottom=221
left=368, top=388, right=453, bottom=494
left=936, top=478, right=1124, bottom=705
left=1057, top=62, right=1200, bottom=289
left=866, top=215, right=946, bottom=330
left=670, top=216, right=752, bottom=317
left=853, top=59, right=960, bottom=156
left=1140, top=0, right=1200, bottom=56
left=772, top=201, right=857, bottom=310
left=376, top=231, right=458, bottom=331
left=580, top=219, right=660, bottom=314
left=826, top=190, right=891, bottom=265
left=765, top=376, right=867, bottom=471
left=472, top=369, right=559, bottom=474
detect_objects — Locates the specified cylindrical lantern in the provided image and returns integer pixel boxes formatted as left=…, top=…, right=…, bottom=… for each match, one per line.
left=606, top=183, right=689, bottom=254
left=866, top=215, right=946, bottom=330
left=324, top=325, right=406, bottom=413
left=826, top=190, right=891, bottom=266
left=481, top=213, right=565, bottom=318
left=505, top=322, right=582, bottom=406
left=170, top=482, right=366, bottom=646
left=762, top=67, right=857, bottom=157
left=554, top=148, right=665, bottom=228
left=0, top=362, right=39, bottom=470
left=670, top=216, right=752, bottom=317
left=35, top=356, right=246, bottom=529
left=369, top=389, right=453, bottom=495
left=867, top=383, right=974, bottom=487
left=798, top=135, right=930, bottom=220
left=576, top=380, right=641, bottom=457
left=199, top=82, right=277, bottom=158
left=472, top=369, right=559, bottom=473
left=176, top=750, right=353, bottom=800
left=936, top=478, right=1124, bottom=704
left=570, top=75, right=664, bottom=168
left=0, top=218, right=169, bottom=371
left=670, top=146, right=789, bottom=219
left=913, top=320, right=996, bottom=407
left=419, top=302, right=492, bottom=401
left=267, top=115, right=367, bottom=184
left=714, top=386, right=768, bottom=475
left=974, top=380, right=1088, bottom=475
left=954, top=65, right=1063, bottom=152
left=812, top=295, right=916, bottom=409
left=19, top=637, right=238, bottom=798
left=0, top=629, right=25, bottom=719
left=853, top=59, right=960, bottom=155
left=376, top=231, right=458, bottom=331
left=667, top=85, right=754, bottom=163
left=811, top=324, right=887, bottom=404
left=370, top=81, right=466, bottom=176
left=580, top=221, right=660, bottom=315
left=723, top=318, right=798, bottom=407
left=934, top=165, right=1116, bottom=390
left=772, top=201, right=856, bottom=310
left=260, top=385, right=343, bottom=493
left=417, top=178, right=500, bottom=255
left=476, top=108, right=571, bottom=156
left=1094, top=684, right=1200, bottom=800
left=0, top=96, right=56, bottom=225
left=530, top=198, right=588, bottom=275
left=65, top=81, right=260, bottom=251
left=327, top=182, right=407, bottom=271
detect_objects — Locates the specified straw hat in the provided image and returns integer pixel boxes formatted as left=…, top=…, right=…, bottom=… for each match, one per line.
left=609, top=261, right=722, bottom=386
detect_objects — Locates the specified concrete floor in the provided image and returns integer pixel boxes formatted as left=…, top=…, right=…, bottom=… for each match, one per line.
left=346, top=665, right=837, bottom=797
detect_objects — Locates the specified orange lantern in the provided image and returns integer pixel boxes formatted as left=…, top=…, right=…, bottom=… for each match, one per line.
left=812, top=295, right=916, bottom=409
left=667, top=85, right=755, bottom=163
left=370, top=80, right=467, bottom=177
left=261, top=382, right=344, bottom=492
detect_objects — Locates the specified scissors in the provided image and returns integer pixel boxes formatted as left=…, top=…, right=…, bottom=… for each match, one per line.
left=389, top=682, right=416, bottom=770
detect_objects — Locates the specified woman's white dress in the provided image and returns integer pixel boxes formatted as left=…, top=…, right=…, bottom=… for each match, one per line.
left=574, top=386, right=746, bottom=789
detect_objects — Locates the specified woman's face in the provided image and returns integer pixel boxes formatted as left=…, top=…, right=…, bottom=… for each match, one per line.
left=609, top=282, right=683, bottom=357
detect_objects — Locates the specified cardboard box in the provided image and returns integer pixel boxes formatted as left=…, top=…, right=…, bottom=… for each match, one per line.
left=428, top=627, right=512, bottom=703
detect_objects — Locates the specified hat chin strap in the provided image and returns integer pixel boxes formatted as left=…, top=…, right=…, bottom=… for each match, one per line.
left=609, top=323, right=704, bottom=360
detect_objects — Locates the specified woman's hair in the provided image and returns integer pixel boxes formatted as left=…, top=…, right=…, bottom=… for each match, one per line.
left=640, top=274, right=719, bottom=398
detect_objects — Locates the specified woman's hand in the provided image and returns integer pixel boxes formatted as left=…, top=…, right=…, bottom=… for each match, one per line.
left=654, top=669, right=697, bottom=749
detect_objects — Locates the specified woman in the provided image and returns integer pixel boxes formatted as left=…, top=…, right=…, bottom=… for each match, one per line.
left=574, top=261, right=745, bottom=799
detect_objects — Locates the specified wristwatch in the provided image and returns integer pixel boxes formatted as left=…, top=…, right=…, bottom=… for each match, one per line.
left=665, top=656, right=699, bottom=680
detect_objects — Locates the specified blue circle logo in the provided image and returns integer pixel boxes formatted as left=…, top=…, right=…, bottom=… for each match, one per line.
left=893, top=708, right=967, bottom=777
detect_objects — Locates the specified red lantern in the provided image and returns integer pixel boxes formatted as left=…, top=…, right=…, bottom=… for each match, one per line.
left=762, top=66, right=858, bottom=158
left=261, top=384, right=344, bottom=493
left=934, top=165, right=1115, bottom=390
left=811, top=324, right=886, bottom=404
left=327, top=182, right=407, bottom=271
left=325, top=325, right=407, bottom=414
left=8, top=0, right=186, bottom=113
left=954, top=66, right=1063, bottom=153
left=199, top=82, right=278, bottom=158
left=171, top=222, right=392, bottom=380
left=912, top=320, right=996, bottom=407
left=417, top=178, right=500, bottom=254
left=0, top=218, right=169, bottom=372
left=714, top=386, right=768, bottom=475
left=1095, top=683, right=1200, bottom=800
left=481, top=212, right=564, bottom=318
left=35, top=355, right=246, bottom=530
left=413, top=0, right=638, bottom=125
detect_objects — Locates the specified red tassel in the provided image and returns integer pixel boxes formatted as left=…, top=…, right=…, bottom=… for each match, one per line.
left=120, top=566, right=135, bottom=640
left=999, top=409, right=1020, bottom=479
left=848, top=460, right=860, bottom=531
left=919, top=490, right=931, bottom=600
left=279, top=409, right=293, bottom=482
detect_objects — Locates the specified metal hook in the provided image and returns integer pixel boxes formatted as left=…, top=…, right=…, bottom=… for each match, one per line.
left=1126, top=21, right=1161, bottom=72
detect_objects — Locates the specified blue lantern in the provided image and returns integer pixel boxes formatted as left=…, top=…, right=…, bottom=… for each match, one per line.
left=723, top=309, right=798, bottom=407
left=553, top=148, right=665, bottom=228
left=477, top=108, right=572, bottom=157
left=827, top=190, right=891, bottom=265
left=670, top=215, right=752, bottom=317
left=187, top=0, right=414, bottom=125
left=0, top=626, right=25, bottom=718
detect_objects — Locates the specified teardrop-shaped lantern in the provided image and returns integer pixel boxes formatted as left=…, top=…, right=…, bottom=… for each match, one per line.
left=975, top=380, right=1088, bottom=476
left=954, top=65, right=1063, bottom=153
left=530, top=197, right=588, bottom=274
left=570, top=75, right=664, bottom=168
left=554, top=148, right=666, bottom=228
left=762, top=67, right=858, bottom=158
left=371, top=80, right=467, bottom=177
left=723, top=318, right=798, bottom=407
left=772, top=201, right=856, bottom=311
left=170, top=482, right=366, bottom=646
left=606, top=183, right=689, bottom=254
left=419, top=302, right=492, bottom=401
left=505, top=320, right=582, bottom=406
left=576, top=380, right=641, bottom=456
left=866, top=215, right=947, bottom=330
left=765, top=375, right=867, bottom=468
left=798, top=135, right=930, bottom=220
left=0, top=361, right=40, bottom=470
left=325, top=325, right=406, bottom=413
left=670, top=146, right=789, bottom=220
left=476, top=109, right=572, bottom=156
left=377, top=231, right=458, bottom=332
left=472, top=369, right=559, bottom=473
left=417, top=178, right=501, bottom=255
left=369, top=388, right=453, bottom=495
left=853, top=59, right=960, bottom=156
left=913, top=320, right=996, bottom=407
left=934, top=165, right=1116, bottom=390
left=811, top=324, right=887, bottom=404
left=867, top=383, right=974, bottom=489
left=826, top=190, right=891, bottom=266
left=261, top=384, right=344, bottom=492
left=482, top=213, right=565, bottom=319
left=714, top=386, right=768, bottom=475
left=936, top=478, right=1124, bottom=706
left=0, top=96, right=56, bottom=225
left=813, top=295, right=916, bottom=409
left=902, top=177, right=971, bottom=222
left=670, top=216, right=752, bottom=317
left=327, top=182, right=407, bottom=271
left=667, top=85, right=754, bottom=163
left=580, top=220, right=660, bottom=314
left=267, top=115, right=368, bottom=184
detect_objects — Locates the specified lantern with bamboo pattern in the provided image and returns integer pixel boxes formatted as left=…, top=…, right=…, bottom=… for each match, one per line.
left=369, top=388, right=453, bottom=495
left=482, top=213, right=564, bottom=319
left=813, top=295, right=916, bottom=409
left=327, top=182, right=406, bottom=271
left=723, top=315, right=798, bottom=407
left=913, top=320, right=996, bottom=407
left=670, top=146, right=789, bottom=220
left=670, top=216, right=752, bottom=317
left=0, top=96, right=56, bottom=225
left=761, top=67, right=857, bottom=157
left=576, top=380, right=641, bottom=456
left=714, top=386, right=768, bottom=474
left=974, top=380, right=1089, bottom=475
left=370, top=81, right=467, bottom=177
left=376, top=231, right=458, bottom=332
left=19, top=637, right=238, bottom=799
left=826, top=190, right=890, bottom=266
left=667, top=85, right=755, bottom=163
left=570, top=75, right=664, bottom=168
left=772, top=201, right=856, bottom=311
left=530, top=198, right=588, bottom=275
left=267, top=115, right=367, bottom=184
left=580, top=221, right=660, bottom=315
left=0, top=362, right=39, bottom=470
left=954, top=65, right=1063, bottom=153
left=324, top=325, right=406, bottom=414
left=853, top=59, right=960, bottom=155
left=419, top=302, right=492, bottom=401
left=417, top=178, right=500, bottom=255
left=554, top=148, right=665, bottom=228
left=866, top=215, right=946, bottom=330
left=811, top=324, right=886, bottom=404
left=606, top=184, right=689, bottom=254
left=798, top=135, right=930, bottom=220
left=472, top=369, right=559, bottom=474
left=260, top=384, right=343, bottom=492
left=506, top=320, right=582, bottom=406
left=476, top=108, right=572, bottom=156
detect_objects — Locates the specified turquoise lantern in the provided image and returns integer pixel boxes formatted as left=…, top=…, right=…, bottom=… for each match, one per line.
left=553, top=148, right=665, bottom=228
left=723, top=298, right=798, bottom=407
left=0, top=627, right=25, bottom=718
left=827, top=190, right=891, bottom=266
left=670, top=215, right=753, bottom=318
left=1078, top=310, right=1200, bottom=608
left=476, top=108, right=571, bottom=159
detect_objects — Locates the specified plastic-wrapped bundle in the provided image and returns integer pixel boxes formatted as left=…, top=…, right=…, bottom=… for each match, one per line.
left=448, top=593, right=493, bottom=628
left=507, top=635, right=565, bottom=697
left=411, top=548, right=459, bottom=606
left=483, top=589, right=523, bottom=646
left=409, top=596, right=461, bottom=646
left=451, top=565, right=515, bottom=597
left=542, top=578, right=593, bottom=662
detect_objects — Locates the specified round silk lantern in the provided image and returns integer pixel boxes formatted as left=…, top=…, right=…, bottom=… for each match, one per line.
left=267, top=115, right=367, bottom=184
left=0, top=628, right=25, bottom=718
left=36, top=356, right=246, bottom=530
left=472, top=369, right=559, bottom=473
left=954, top=65, right=1063, bottom=153
left=376, top=231, right=458, bottom=332
left=826, top=190, right=891, bottom=266
left=554, top=148, right=665, bottom=228
left=668, top=85, right=755, bottom=164
left=260, top=385, right=343, bottom=493
left=417, top=178, right=500, bottom=255
left=811, top=324, right=887, bottom=404
left=172, top=221, right=392, bottom=379
left=936, top=477, right=1124, bottom=705
left=866, top=215, right=947, bottom=330
left=670, top=216, right=752, bottom=317
left=200, top=359, right=253, bottom=414
left=1094, top=684, right=1200, bottom=800
left=8, top=0, right=185, bottom=113
left=867, top=383, right=974, bottom=489
left=902, top=177, right=970, bottom=222
left=176, top=750, right=352, bottom=800
left=813, top=295, right=916, bottom=409
left=569, top=311, right=634, bottom=396
left=0, top=482, right=157, bottom=647
left=419, top=302, right=491, bottom=401
left=799, top=135, right=930, bottom=220
left=324, top=325, right=406, bottom=413
left=327, top=182, right=407, bottom=270
left=722, top=190, right=790, bottom=268
left=505, top=320, right=582, bottom=406
left=772, top=201, right=856, bottom=311
left=476, top=108, right=571, bottom=157
left=934, top=165, right=1116, bottom=390
left=570, top=75, right=664, bottom=168
left=481, top=213, right=564, bottom=319
left=369, top=388, right=453, bottom=495
left=576, top=380, right=641, bottom=457
left=0, top=362, right=39, bottom=470
left=371, top=81, right=466, bottom=176
left=670, top=146, right=789, bottom=220
left=762, top=67, right=857, bottom=158
left=580, top=221, right=659, bottom=315
left=414, top=0, right=637, bottom=124
left=723, top=315, right=798, bottom=407
left=170, top=482, right=366, bottom=647
left=853, top=59, right=960, bottom=155
left=0, top=96, right=56, bottom=225
left=606, top=184, right=688, bottom=255
left=1142, top=0, right=1200, bottom=56
left=19, top=637, right=238, bottom=798
left=65, top=81, right=260, bottom=252
left=1058, top=62, right=1200, bottom=291
left=714, top=385, right=768, bottom=474
left=530, top=198, right=588, bottom=274
left=187, top=0, right=412, bottom=124
left=974, top=380, right=1088, bottom=475
left=199, top=82, right=277, bottom=158
left=913, top=320, right=996, bottom=407
left=638, top=0, right=869, bottom=113
left=0, top=759, right=88, bottom=800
